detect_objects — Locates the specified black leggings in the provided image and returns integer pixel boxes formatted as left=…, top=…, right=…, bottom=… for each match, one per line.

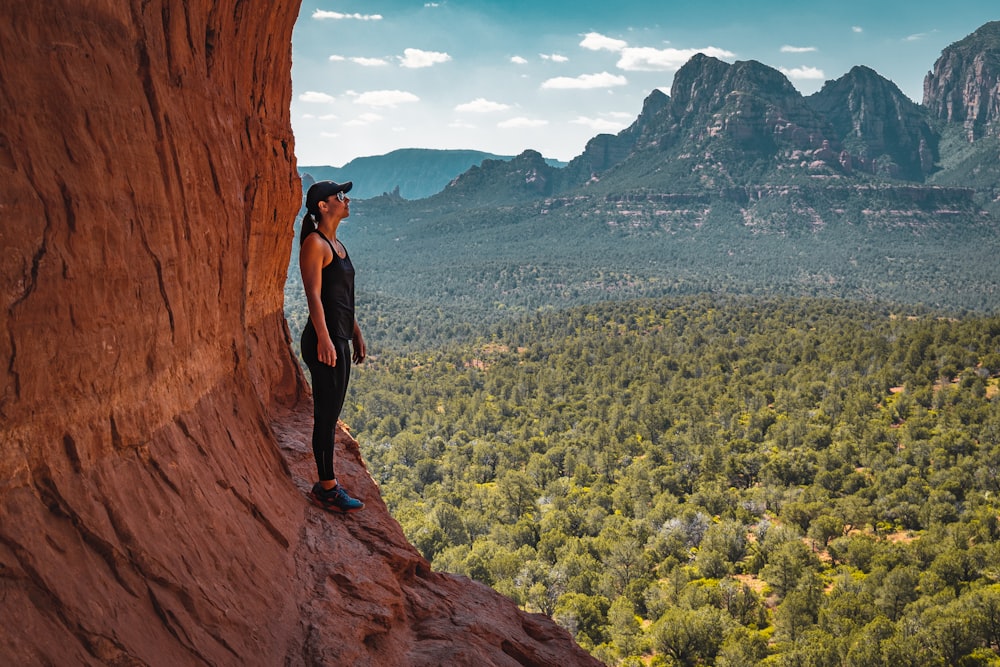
left=302, top=328, right=351, bottom=481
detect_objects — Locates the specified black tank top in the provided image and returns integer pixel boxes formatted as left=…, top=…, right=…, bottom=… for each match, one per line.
left=307, top=230, right=355, bottom=340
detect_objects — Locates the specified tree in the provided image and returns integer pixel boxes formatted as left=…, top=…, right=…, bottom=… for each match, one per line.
left=971, top=584, right=1000, bottom=652
left=431, top=503, right=468, bottom=546
left=916, top=595, right=985, bottom=666
left=553, top=593, right=610, bottom=650
left=876, top=565, right=920, bottom=621
left=774, top=575, right=823, bottom=643
left=608, top=596, right=644, bottom=659
left=596, top=518, right=652, bottom=602
left=715, top=626, right=769, bottom=667
left=843, top=615, right=897, bottom=667
left=701, top=518, right=749, bottom=564
left=761, top=540, right=815, bottom=597
left=718, top=578, right=767, bottom=629
left=827, top=532, right=878, bottom=571
left=651, top=606, right=726, bottom=667
left=807, top=514, right=845, bottom=550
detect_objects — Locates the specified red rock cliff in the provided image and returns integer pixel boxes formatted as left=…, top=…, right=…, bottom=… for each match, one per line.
left=0, top=2, right=599, bottom=665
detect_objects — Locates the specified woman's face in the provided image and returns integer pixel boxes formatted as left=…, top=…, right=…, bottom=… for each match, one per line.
left=320, top=192, right=350, bottom=218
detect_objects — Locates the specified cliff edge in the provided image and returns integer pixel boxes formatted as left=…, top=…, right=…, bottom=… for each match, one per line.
left=0, top=1, right=597, bottom=664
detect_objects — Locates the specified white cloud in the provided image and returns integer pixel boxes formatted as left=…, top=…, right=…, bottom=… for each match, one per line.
left=455, top=98, right=511, bottom=113
left=511, top=55, right=528, bottom=65
left=498, top=117, right=549, bottom=129
left=299, top=91, right=336, bottom=103
left=617, top=46, right=735, bottom=72
left=781, top=45, right=817, bottom=53
left=345, top=112, right=384, bottom=126
left=779, top=66, right=826, bottom=80
left=353, top=90, right=420, bottom=107
left=424, top=2, right=440, bottom=6
left=399, top=48, right=451, bottom=68
left=852, top=26, right=864, bottom=33
left=541, top=54, right=569, bottom=63
left=328, top=55, right=346, bottom=62
left=580, top=32, right=628, bottom=52
left=352, top=57, right=391, bottom=67
left=541, top=71, right=628, bottom=90
left=313, top=10, right=382, bottom=20
left=570, top=116, right=630, bottom=132
left=905, top=31, right=936, bottom=42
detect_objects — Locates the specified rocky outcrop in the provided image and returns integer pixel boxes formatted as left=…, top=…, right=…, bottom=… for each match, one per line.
left=276, top=408, right=602, bottom=666
left=563, top=89, right=671, bottom=182
left=558, top=55, right=844, bottom=190
left=0, top=1, right=598, bottom=665
left=445, top=149, right=562, bottom=203
left=807, top=66, right=939, bottom=180
left=664, top=55, right=834, bottom=154
left=923, top=21, right=1000, bottom=140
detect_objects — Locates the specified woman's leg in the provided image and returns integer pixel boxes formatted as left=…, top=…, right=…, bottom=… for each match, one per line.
left=306, top=337, right=351, bottom=482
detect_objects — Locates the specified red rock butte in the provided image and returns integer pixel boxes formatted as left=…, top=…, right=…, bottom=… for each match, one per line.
left=0, top=2, right=599, bottom=665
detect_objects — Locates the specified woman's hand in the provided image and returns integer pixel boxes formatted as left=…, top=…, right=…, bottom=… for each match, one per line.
left=352, top=323, right=366, bottom=364
left=317, top=334, right=337, bottom=367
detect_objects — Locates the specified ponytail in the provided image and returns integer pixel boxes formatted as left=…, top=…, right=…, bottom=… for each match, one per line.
left=299, top=210, right=318, bottom=246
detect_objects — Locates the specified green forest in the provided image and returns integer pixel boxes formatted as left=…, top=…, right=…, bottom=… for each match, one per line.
left=334, top=296, right=1000, bottom=666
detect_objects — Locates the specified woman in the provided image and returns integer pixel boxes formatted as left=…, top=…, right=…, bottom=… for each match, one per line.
left=299, top=179, right=366, bottom=512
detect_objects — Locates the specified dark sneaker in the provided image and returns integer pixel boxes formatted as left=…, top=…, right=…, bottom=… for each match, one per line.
left=309, top=482, right=364, bottom=513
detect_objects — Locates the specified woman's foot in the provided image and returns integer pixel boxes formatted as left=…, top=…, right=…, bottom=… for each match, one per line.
left=309, top=482, right=364, bottom=513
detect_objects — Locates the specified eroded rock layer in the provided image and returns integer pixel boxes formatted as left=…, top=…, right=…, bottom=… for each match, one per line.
left=1, top=1, right=307, bottom=663
left=0, top=2, right=596, bottom=665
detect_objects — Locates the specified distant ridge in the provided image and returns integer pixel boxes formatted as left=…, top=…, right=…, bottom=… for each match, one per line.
left=301, top=148, right=566, bottom=200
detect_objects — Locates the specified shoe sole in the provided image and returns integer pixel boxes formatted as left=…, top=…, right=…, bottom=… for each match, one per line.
left=308, top=491, right=365, bottom=513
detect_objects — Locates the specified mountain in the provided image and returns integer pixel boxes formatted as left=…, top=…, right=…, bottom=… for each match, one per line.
left=538, top=54, right=920, bottom=198
left=321, top=23, right=1000, bottom=333
left=664, top=54, right=834, bottom=155
left=922, top=21, right=1000, bottom=215
left=444, top=39, right=993, bottom=199
left=807, top=65, right=938, bottom=181
left=924, top=20, right=1000, bottom=140
left=560, top=88, right=671, bottom=184
left=301, top=148, right=566, bottom=200
left=302, top=22, right=999, bottom=210
left=432, top=149, right=565, bottom=205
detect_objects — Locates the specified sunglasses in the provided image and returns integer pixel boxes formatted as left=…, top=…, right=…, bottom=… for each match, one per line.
left=334, top=191, right=346, bottom=202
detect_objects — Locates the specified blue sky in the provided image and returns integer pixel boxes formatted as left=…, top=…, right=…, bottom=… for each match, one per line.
left=290, top=1, right=997, bottom=166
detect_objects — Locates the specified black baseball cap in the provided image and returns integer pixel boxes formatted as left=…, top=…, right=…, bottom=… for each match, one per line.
left=306, top=180, right=353, bottom=213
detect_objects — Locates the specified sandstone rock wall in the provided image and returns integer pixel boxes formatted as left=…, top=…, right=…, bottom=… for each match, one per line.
left=0, top=2, right=596, bottom=664
left=1, top=1, right=307, bottom=663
